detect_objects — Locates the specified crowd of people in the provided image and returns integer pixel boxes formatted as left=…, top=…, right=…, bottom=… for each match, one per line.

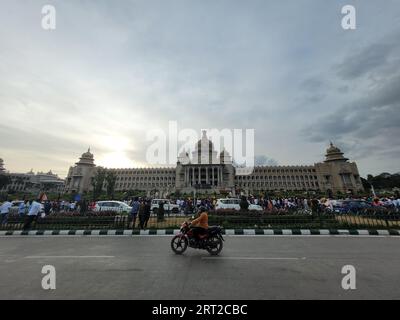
left=0, top=198, right=42, bottom=229
left=166, top=195, right=400, bottom=213
left=1, top=194, right=400, bottom=229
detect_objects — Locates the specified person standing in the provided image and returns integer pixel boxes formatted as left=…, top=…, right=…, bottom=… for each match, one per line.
left=303, top=198, right=309, bottom=210
left=157, top=200, right=165, bottom=222
left=138, top=200, right=146, bottom=229
left=44, top=200, right=52, bottom=216
left=70, top=201, right=76, bottom=212
left=310, top=198, right=320, bottom=221
left=143, top=200, right=151, bottom=229
left=18, top=200, right=28, bottom=216
left=0, top=199, right=12, bottom=224
left=79, top=200, right=88, bottom=215
left=23, top=199, right=41, bottom=230
left=129, top=197, right=140, bottom=229
left=239, top=196, right=249, bottom=211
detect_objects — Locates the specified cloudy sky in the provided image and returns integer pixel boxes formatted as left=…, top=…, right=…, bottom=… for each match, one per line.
left=0, top=0, right=399, bottom=178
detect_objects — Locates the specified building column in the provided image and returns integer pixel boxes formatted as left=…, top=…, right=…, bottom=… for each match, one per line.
left=192, top=167, right=194, bottom=186
left=198, top=167, right=201, bottom=185
left=206, top=167, right=209, bottom=184
left=212, top=167, right=215, bottom=186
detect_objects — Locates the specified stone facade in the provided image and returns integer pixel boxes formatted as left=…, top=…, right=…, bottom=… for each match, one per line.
left=64, top=149, right=97, bottom=194
left=0, top=158, right=65, bottom=194
left=64, top=134, right=364, bottom=196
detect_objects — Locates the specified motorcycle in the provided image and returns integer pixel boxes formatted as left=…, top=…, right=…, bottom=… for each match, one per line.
left=171, top=221, right=224, bottom=255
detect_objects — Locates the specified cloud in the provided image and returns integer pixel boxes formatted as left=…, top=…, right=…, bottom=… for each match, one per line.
left=303, top=33, right=400, bottom=174
left=336, top=43, right=394, bottom=80
left=0, top=1, right=400, bottom=177
left=254, top=155, right=278, bottom=166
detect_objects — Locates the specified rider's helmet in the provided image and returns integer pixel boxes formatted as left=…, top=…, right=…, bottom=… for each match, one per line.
left=198, top=206, right=208, bottom=213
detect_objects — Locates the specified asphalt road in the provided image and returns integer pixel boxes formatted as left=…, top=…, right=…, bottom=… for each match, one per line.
left=0, top=236, right=399, bottom=299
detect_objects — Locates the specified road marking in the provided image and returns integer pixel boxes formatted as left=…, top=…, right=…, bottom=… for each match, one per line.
left=24, top=255, right=115, bottom=259
left=202, top=256, right=306, bottom=260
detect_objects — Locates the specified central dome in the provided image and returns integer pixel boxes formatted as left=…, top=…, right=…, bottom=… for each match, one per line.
left=195, top=130, right=215, bottom=151
left=192, top=130, right=218, bottom=164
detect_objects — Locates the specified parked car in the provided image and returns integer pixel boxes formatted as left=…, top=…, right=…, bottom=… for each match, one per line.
left=331, top=200, right=372, bottom=214
left=151, top=199, right=180, bottom=213
left=215, top=198, right=263, bottom=211
left=94, top=201, right=132, bottom=214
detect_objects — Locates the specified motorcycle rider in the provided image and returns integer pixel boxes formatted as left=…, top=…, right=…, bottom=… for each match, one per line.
left=190, top=206, right=209, bottom=242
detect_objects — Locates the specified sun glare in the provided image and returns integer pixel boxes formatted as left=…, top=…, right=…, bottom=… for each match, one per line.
left=97, top=151, right=134, bottom=168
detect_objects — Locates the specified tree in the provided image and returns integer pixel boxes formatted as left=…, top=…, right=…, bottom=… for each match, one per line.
left=0, top=174, right=11, bottom=191
left=91, top=170, right=106, bottom=200
left=364, top=172, right=400, bottom=190
left=105, top=172, right=117, bottom=199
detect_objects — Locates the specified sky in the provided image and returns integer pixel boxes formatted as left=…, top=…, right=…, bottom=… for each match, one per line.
left=0, top=0, right=399, bottom=178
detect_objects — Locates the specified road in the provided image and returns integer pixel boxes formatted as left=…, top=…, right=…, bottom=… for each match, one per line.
left=0, top=235, right=399, bottom=299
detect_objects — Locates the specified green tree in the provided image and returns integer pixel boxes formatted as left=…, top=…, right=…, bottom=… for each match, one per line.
left=105, top=172, right=117, bottom=199
left=91, top=170, right=106, bottom=200
left=0, top=174, right=11, bottom=191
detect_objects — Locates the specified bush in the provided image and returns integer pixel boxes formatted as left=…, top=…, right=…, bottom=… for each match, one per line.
left=208, top=213, right=337, bottom=229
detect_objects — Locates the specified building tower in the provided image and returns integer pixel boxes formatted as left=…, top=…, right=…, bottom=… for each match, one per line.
left=64, top=148, right=97, bottom=194
left=315, top=142, right=363, bottom=195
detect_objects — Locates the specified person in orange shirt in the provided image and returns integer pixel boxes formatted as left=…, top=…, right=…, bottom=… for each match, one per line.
left=190, top=206, right=209, bottom=240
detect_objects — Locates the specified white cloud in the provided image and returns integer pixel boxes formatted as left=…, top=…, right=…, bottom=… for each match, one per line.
left=0, top=0, right=400, bottom=177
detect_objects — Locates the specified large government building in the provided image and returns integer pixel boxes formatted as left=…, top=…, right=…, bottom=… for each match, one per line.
left=64, top=131, right=364, bottom=197
left=0, top=158, right=65, bottom=194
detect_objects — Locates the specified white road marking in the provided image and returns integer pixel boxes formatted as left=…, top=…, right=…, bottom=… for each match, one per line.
left=202, top=256, right=306, bottom=260
left=24, top=255, right=115, bottom=259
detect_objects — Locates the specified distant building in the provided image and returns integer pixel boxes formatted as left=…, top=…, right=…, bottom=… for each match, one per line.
left=65, top=132, right=364, bottom=197
left=0, top=158, right=5, bottom=174
left=0, top=158, right=65, bottom=194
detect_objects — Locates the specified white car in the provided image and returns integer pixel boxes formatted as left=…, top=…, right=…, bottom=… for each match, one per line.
left=215, top=198, right=263, bottom=211
left=151, top=199, right=180, bottom=213
left=94, top=201, right=132, bottom=213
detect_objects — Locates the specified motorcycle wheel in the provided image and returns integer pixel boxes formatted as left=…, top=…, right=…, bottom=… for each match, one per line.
left=171, top=235, right=188, bottom=255
left=206, top=236, right=223, bottom=256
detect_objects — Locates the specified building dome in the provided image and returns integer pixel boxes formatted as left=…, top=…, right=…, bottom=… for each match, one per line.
left=76, top=148, right=95, bottom=166
left=219, top=149, right=232, bottom=164
left=192, top=131, right=218, bottom=164
left=325, top=142, right=348, bottom=162
left=177, top=149, right=190, bottom=164
left=195, top=130, right=214, bottom=151
left=326, top=142, right=341, bottom=154
left=81, top=148, right=94, bottom=160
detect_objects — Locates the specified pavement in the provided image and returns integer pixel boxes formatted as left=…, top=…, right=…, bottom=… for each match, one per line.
left=0, top=236, right=399, bottom=299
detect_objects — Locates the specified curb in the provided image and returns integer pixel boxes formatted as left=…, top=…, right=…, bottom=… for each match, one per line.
left=0, top=229, right=399, bottom=236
